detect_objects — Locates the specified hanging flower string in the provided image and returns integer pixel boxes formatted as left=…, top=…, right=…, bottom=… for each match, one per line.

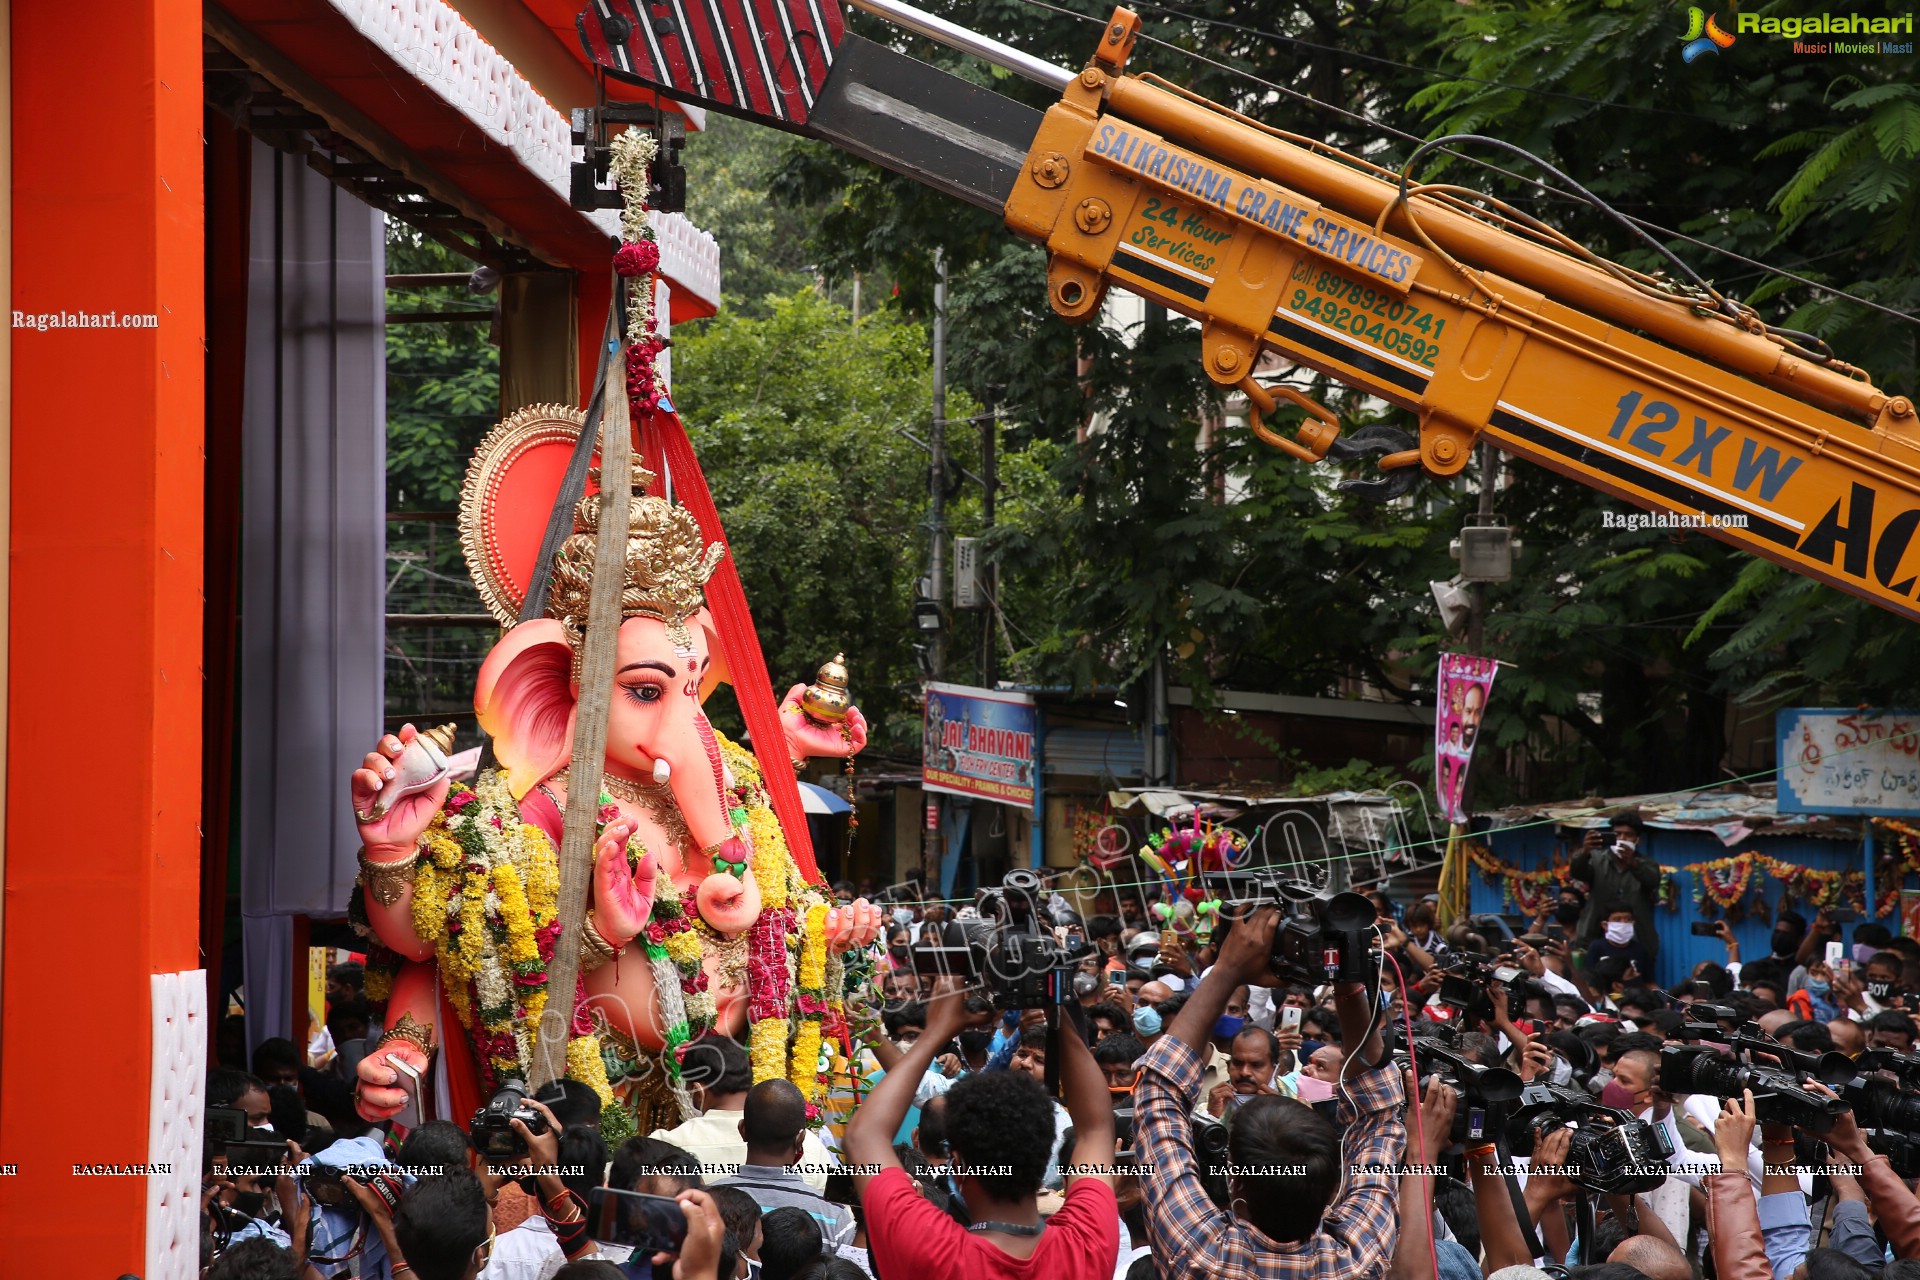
left=608, top=128, right=666, bottom=407
left=1461, top=839, right=1883, bottom=919
left=791, top=902, right=830, bottom=1118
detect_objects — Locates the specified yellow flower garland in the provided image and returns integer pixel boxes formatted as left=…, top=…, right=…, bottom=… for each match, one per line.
left=568, top=1034, right=615, bottom=1109
left=799, top=903, right=829, bottom=989
left=750, top=1016, right=788, bottom=1085
left=790, top=901, right=830, bottom=1104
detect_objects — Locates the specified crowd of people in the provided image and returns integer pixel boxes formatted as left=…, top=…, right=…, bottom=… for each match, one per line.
left=194, top=829, right=1920, bottom=1280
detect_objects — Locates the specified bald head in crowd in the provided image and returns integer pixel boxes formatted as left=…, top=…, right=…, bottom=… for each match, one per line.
left=741, top=1079, right=811, bottom=1165
left=1612, top=1235, right=1690, bottom=1280
left=1757, top=1009, right=1796, bottom=1038
left=1136, top=980, right=1174, bottom=1010
left=1830, top=1018, right=1866, bottom=1056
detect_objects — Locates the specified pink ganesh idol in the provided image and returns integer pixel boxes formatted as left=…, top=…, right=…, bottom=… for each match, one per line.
left=347, top=405, right=882, bottom=1135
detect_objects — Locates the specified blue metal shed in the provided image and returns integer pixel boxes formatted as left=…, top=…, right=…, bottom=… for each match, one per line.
left=1467, top=787, right=1875, bottom=990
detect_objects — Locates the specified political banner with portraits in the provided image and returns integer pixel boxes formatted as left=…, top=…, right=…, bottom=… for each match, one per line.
left=1435, top=653, right=1497, bottom=823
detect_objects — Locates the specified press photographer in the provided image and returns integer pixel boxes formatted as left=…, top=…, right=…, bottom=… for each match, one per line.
left=1136, top=899, right=1404, bottom=1280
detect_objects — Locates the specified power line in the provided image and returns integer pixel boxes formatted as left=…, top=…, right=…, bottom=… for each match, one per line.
left=1003, top=0, right=1920, bottom=329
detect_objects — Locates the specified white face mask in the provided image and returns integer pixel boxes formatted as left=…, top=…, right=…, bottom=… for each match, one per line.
left=1605, top=921, right=1635, bottom=945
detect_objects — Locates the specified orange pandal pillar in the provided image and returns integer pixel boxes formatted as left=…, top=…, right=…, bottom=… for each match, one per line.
left=3, top=0, right=205, bottom=1271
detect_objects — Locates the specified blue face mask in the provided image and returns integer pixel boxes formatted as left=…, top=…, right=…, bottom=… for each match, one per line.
left=1134, top=1005, right=1163, bottom=1035
left=1214, top=1015, right=1245, bottom=1038
left=1808, top=979, right=1832, bottom=996
left=893, top=907, right=914, bottom=928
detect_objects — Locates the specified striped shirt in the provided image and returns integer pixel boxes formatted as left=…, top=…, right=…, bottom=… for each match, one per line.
left=713, top=1163, right=858, bottom=1248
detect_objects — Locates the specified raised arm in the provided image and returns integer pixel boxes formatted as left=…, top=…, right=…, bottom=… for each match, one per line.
left=1140, top=906, right=1287, bottom=1270
left=1058, top=1010, right=1115, bottom=1178
left=844, top=976, right=985, bottom=1193
left=1390, top=1075, right=1455, bottom=1280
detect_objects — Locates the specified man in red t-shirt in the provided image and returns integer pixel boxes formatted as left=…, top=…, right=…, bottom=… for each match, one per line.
left=846, top=975, right=1119, bottom=1280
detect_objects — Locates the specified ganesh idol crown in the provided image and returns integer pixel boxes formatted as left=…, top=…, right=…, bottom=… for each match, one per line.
left=346, top=402, right=882, bottom=1141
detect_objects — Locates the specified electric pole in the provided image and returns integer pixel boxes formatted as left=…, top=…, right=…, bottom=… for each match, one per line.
left=929, top=249, right=948, bottom=679
left=980, top=384, right=999, bottom=687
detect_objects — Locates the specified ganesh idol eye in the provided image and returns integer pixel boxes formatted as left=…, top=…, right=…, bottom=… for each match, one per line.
left=623, top=683, right=664, bottom=704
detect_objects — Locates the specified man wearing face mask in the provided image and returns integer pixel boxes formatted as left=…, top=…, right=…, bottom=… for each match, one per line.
left=1585, top=909, right=1654, bottom=989
left=1550, top=885, right=1586, bottom=935
left=1569, top=811, right=1661, bottom=967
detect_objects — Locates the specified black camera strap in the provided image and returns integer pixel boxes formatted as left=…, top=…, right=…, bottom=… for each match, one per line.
left=1494, top=1132, right=1546, bottom=1261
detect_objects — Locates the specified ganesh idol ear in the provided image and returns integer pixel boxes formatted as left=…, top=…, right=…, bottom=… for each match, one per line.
left=475, top=617, right=578, bottom=799
left=695, top=607, right=730, bottom=703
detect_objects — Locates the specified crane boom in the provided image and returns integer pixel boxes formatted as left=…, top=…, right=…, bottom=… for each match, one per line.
left=574, top=0, right=1920, bottom=621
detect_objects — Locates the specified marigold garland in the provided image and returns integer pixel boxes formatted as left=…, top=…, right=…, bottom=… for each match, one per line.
left=790, top=902, right=830, bottom=1112
left=1464, top=837, right=1877, bottom=920
left=352, top=725, right=831, bottom=1126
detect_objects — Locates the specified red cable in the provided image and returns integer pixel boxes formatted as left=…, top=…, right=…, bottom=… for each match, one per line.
left=1382, top=948, right=1442, bottom=1280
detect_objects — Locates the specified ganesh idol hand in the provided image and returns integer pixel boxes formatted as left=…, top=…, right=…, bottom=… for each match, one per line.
left=592, top=818, right=657, bottom=946
left=354, top=1037, right=430, bottom=1121
left=779, top=684, right=869, bottom=763
left=352, top=723, right=450, bottom=855
left=826, top=898, right=883, bottom=951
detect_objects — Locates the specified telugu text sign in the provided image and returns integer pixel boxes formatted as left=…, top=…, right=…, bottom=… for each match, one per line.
left=1776, top=708, right=1920, bottom=815
left=922, top=683, right=1038, bottom=810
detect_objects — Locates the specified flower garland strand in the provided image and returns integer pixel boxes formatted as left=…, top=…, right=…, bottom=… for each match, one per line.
left=790, top=902, right=830, bottom=1117
left=607, top=128, right=665, bottom=408
left=747, top=906, right=797, bottom=1085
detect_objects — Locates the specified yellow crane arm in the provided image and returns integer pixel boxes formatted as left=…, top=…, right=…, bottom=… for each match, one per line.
left=1006, top=12, right=1920, bottom=620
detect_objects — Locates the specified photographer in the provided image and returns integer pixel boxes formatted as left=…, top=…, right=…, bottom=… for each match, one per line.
left=845, top=975, right=1118, bottom=1280
left=1136, top=904, right=1403, bottom=1279
left=1706, top=1092, right=1809, bottom=1280
left=1801, top=1080, right=1920, bottom=1259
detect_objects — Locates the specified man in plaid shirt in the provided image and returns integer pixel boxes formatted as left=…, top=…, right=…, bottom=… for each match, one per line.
left=1136, top=904, right=1406, bottom=1280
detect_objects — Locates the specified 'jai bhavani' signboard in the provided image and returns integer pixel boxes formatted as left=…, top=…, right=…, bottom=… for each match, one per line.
left=1776, top=708, right=1920, bottom=815
left=923, top=683, right=1038, bottom=809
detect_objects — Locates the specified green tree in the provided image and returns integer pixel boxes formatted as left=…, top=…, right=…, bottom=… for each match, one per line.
left=672, top=291, right=946, bottom=751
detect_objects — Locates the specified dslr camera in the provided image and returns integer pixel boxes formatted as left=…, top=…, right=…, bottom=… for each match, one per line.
left=470, top=1078, right=551, bottom=1162
left=912, top=869, right=1094, bottom=1009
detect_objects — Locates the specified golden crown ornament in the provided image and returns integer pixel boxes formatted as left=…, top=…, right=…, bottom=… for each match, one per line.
left=544, top=458, right=726, bottom=658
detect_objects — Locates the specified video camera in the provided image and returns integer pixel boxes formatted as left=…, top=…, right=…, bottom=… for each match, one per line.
left=911, top=869, right=1095, bottom=1009
left=1390, top=1025, right=1522, bottom=1145
left=1434, top=952, right=1554, bottom=1021
left=1503, top=1082, right=1674, bottom=1195
left=1835, top=1047, right=1920, bottom=1161
left=1658, top=1043, right=1852, bottom=1133
left=1212, top=876, right=1377, bottom=988
left=470, top=1078, right=552, bottom=1162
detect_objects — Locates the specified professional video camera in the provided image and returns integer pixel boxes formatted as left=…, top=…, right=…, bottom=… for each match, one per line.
left=1391, top=1026, right=1522, bottom=1145
left=1503, top=1082, right=1674, bottom=1195
left=911, top=869, right=1095, bottom=1009
left=1212, top=876, right=1378, bottom=989
left=1433, top=952, right=1554, bottom=1021
left=1658, top=1044, right=1852, bottom=1133
left=1870, top=1129, right=1920, bottom=1179
left=470, top=1078, right=552, bottom=1162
